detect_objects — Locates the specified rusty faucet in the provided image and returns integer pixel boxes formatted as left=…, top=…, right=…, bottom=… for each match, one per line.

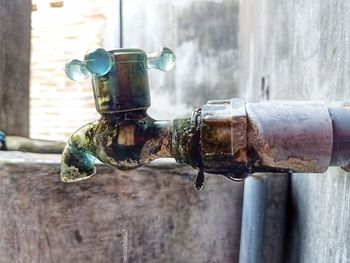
left=61, top=47, right=350, bottom=186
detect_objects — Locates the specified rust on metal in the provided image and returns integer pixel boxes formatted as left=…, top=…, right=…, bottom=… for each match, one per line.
left=200, top=98, right=248, bottom=166
left=246, top=101, right=333, bottom=172
left=61, top=114, right=173, bottom=182
left=61, top=46, right=350, bottom=184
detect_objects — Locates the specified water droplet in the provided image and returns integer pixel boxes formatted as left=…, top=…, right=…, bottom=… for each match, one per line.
left=194, top=170, right=205, bottom=190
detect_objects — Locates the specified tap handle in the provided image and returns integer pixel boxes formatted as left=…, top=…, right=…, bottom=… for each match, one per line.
left=65, top=48, right=113, bottom=81
left=65, top=59, right=90, bottom=81
left=84, top=48, right=113, bottom=76
left=65, top=47, right=175, bottom=81
left=147, top=47, right=176, bottom=72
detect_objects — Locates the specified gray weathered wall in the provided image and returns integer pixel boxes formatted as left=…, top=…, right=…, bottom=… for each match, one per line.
left=0, top=153, right=243, bottom=262
left=239, top=1, right=350, bottom=262
left=0, top=0, right=31, bottom=136
left=123, top=0, right=239, bottom=119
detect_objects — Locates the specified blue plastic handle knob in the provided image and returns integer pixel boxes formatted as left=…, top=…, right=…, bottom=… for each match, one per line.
left=84, top=48, right=113, bottom=77
left=147, top=47, right=176, bottom=72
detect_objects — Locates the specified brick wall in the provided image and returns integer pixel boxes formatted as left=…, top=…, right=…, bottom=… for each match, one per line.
left=30, top=0, right=113, bottom=141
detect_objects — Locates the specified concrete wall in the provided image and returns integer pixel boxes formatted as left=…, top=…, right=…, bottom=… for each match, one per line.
left=239, top=1, right=350, bottom=262
left=0, top=0, right=31, bottom=136
left=123, top=0, right=239, bottom=120
left=0, top=153, right=243, bottom=262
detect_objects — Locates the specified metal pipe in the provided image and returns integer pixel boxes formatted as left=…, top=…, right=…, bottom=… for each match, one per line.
left=329, top=107, right=350, bottom=166
left=246, top=101, right=333, bottom=173
left=119, top=0, right=123, bottom=48
left=239, top=173, right=289, bottom=263
left=60, top=47, right=350, bottom=184
left=0, top=130, right=65, bottom=153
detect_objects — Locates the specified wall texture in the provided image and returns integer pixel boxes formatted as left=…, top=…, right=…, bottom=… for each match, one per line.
left=30, top=0, right=113, bottom=140
left=0, top=153, right=243, bottom=263
left=124, top=0, right=239, bottom=120
left=0, top=0, right=31, bottom=136
left=239, top=1, right=350, bottom=262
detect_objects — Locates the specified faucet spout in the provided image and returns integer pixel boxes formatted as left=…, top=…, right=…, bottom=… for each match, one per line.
left=60, top=123, right=98, bottom=182
left=60, top=113, right=172, bottom=182
left=61, top=47, right=176, bottom=182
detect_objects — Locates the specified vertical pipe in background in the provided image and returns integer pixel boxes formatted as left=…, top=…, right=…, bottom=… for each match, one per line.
left=239, top=175, right=266, bottom=263
left=119, top=0, right=123, bottom=48
left=239, top=173, right=289, bottom=263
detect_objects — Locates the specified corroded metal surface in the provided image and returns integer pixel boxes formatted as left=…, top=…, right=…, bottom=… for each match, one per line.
left=62, top=92, right=350, bottom=182
left=61, top=47, right=350, bottom=182
left=246, top=101, right=333, bottom=172
left=200, top=98, right=248, bottom=173
left=171, top=112, right=199, bottom=166
left=62, top=48, right=175, bottom=182
left=92, top=49, right=151, bottom=117
left=61, top=112, right=172, bottom=182
left=201, top=98, right=247, bottom=163
left=171, top=99, right=350, bottom=179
